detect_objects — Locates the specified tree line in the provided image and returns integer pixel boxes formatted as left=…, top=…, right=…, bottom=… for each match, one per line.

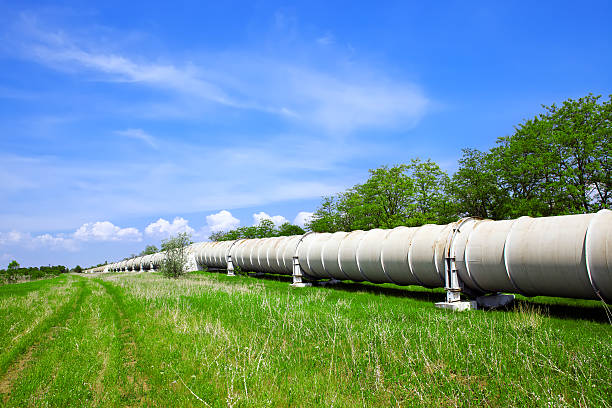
left=308, top=94, right=610, bottom=232
left=1, top=260, right=72, bottom=283
left=210, top=219, right=305, bottom=241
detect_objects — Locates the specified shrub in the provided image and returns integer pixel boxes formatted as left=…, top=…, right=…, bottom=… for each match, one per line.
left=160, top=232, right=192, bottom=278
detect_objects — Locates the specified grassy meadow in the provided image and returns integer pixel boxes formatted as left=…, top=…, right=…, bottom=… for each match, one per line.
left=0, top=271, right=610, bottom=407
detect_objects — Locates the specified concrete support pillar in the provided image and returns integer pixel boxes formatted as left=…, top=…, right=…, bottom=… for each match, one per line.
left=436, top=221, right=477, bottom=311
left=227, top=254, right=235, bottom=276
left=435, top=257, right=476, bottom=311
left=291, top=255, right=311, bottom=287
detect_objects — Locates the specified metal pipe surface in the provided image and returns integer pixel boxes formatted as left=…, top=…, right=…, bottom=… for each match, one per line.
left=105, top=210, right=611, bottom=302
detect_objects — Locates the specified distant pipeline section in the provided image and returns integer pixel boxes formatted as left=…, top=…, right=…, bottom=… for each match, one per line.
left=86, top=210, right=612, bottom=308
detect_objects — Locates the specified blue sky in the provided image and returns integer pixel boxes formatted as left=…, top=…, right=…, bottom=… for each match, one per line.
left=0, top=1, right=610, bottom=268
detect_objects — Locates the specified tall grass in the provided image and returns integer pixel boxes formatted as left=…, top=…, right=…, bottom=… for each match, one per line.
left=0, top=271, right=610, bottom=407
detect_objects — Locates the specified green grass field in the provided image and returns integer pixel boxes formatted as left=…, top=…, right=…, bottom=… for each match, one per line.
left=0, top=271, right=610, bottom=407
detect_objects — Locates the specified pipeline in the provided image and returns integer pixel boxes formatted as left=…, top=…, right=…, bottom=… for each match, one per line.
left=90, top=210, right=612, bottom=308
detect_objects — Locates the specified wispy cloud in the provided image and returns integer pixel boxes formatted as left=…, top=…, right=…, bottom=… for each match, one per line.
left=12, top=14, right=430, bottom=133
left=0, top=11, right=435, bottom=267
left=114, top=128, right=158, bottom=149
left=316, top=32, right=334, bottom=46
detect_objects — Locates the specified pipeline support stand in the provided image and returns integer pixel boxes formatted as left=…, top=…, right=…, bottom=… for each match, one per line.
left=435, top=222, right=477, bottom=311
left=226, top=255, right=235, bottom=276
left=291, top=256, right=311, bottom=287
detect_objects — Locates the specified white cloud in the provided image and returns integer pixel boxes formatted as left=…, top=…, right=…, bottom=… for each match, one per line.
left=34, top=233, right=79, bottom=251
left=16, top=19, right=430, bottom=133
left=293, top=211, right=314, bottom=228
left=22, top=27, right=237, bottom=108
left=145, top=217, right=194, bottom=237
left=316, top=33, right=334, bottom=46
left=0, top=220, right=144, bottom=257
left=0, top=230, right=29, bottom=245
left=0, top=16, right=435, bottom=239
left=74, top=221, right=142, bottom=242
left=206, top=210, right=240, bottom=232
left=114, top=128, right=158, bottom=149
left=253, top=212, right=288, bottom=227
left=0, top=230, right=79, bottom=251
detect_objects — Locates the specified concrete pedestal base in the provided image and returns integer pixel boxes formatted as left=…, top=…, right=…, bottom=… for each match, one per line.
left=319, top=279, right=341, bottom=286
left=290, top=282, right=312, bottom=288
left=248, top=272, right=264, bottom=277
left=435, top=301, right=477, bottom=311
left=476, top=294, right=515, bottom=309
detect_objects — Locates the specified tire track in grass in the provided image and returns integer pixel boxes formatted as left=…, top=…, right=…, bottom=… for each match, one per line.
left=97, top=279, right=150, bottom=404
left=0, top=278, right=88, bottom=401
left=7, top=281, right=116, bottom=406
left=88, top=279, right=126, bottom=406
left=92, top=348, right=111, bottom=405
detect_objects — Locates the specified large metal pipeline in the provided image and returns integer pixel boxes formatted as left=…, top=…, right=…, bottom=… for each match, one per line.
left=100, top=210, right=612, bottom=303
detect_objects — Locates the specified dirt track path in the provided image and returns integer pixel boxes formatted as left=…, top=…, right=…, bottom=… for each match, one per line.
left=98, top=280, right=150, bottom=404
left=0, top=280, right=88, bottom=402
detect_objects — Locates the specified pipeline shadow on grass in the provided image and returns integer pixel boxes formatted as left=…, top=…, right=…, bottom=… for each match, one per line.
left=318, top=280, right=446, bottom=303
left=505, top=298, right=612, bottom=324
left=195, top=269, right=611, bottom=322
left=239, top=270, right=446, bottom=303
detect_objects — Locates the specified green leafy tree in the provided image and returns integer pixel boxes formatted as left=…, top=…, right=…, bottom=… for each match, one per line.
left=451, top=148, right=509, bottom=218
left=492, top=94, right=610, bottom=217
left=277, top=222, right=305, bottom=236
left=308, top=161, right=453, bottom=232
left=308, top=196, right=341, bottom=232
left=309, top=165, right=417, bottom=231
left=7, top=260, right=19, bottom=270
left=210, top=220, right=305, bottom=241
left=353, top=164, right=416, bottom=229
left=255, top=219, right=277, bottom=238
left=545, top=94, right=610, bottom=211
left=160, top=232, right=193, bottom=278
left=208, top=231, right=227, bottom=241
left=139, top=245, right=159, bottom=256
left=407, top=158, right=454, bottom=225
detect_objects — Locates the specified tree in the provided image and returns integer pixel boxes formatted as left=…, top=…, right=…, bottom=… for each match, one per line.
left=160, top=232, right=193, bottom=278
left=352, top=164, right=416, bottom=229
left=491, top=94, right=610, bottom=217
left=308, top=161, right=453, bottom=232
left=407, top=158, right=455, bottom=225
left=277, top=222, right=305, bottom=236
left=209, top=220, right=305, bottom=241
left=73, top=265, right=83, bottom=273
left=208, top=231, right=227, bottom=242
left=139, top=245, right=159, bottom=256
left=6, top=260, right=21, bottom=282
left=546, top=94, right=610, bottom=212
left=451, top=148, right=509, bottom=218
left=309, top=165, right=418, bottom=231
left=308, top=196, right=341, bottom=232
